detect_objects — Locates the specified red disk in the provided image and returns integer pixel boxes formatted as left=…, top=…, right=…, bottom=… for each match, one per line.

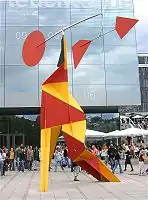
left=22, top=31, right=45, bottom=67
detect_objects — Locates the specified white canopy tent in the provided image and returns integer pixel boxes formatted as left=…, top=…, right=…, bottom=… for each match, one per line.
left=132, top=115, right=143, bottom=119
left=118, top=128, right=148, bottom=137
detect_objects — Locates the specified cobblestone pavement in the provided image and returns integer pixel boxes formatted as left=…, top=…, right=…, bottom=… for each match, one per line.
left=0, top=165, right=148, bottom=200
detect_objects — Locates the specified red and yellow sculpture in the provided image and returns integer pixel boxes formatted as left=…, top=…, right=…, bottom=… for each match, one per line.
left=22, top=16, right=139, bottom=192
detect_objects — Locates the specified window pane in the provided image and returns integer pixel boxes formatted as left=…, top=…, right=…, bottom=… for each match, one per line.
left=39, top=0, right=70, bottom=9
left=73, top=85, right=106, bottom=106
left=39, top=8, right=70, bottom=26
left=103, top=10, right=134, bottom=27
left=0, top=86, right=4, bottom=107
left=6, top=6, right=38, bottom=26
left=5, top=45, right=26, bottom=65
left=5, top=66, right=39, bottom=107
left=104, top=46, right=138, bottom=65
left=71, top=26, right=103, bottom=45
left=73, top=65, right=105, bottom=85
left=71, top=9, right=102, bottom=27
left=0, top=27, right=5, bottom=45
left=0, top=66, right=4, bottom=86
left=6, top=26, right=37, bottom=46
left=106, top=64, right=139, bottom=85
left=106, top=85, right=141, bottom=106
left=104, top=28, right=136, bottom=46
left=71, top=0, right=101, bottom=9
left=138, top=56, right=146, bottom=64
left=0, top=46, right=4, bottom=65
left=0, top=1, right=5, bottom=26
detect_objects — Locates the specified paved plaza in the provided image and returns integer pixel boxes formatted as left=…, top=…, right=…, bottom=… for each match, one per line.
left=0, top=165, right=148, bottom=200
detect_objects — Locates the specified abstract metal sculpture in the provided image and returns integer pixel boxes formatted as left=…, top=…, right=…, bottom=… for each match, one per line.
left=22, top=14, right=139, bottom=192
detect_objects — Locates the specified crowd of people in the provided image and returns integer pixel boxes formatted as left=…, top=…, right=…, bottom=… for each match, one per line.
left=0, top=142, right=148, bottom=181
left=52, top=143, right=148, bottom=178
left=0, top=144, right=40, bottom=176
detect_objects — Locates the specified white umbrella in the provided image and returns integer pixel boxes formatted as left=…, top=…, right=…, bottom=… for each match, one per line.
left=105, top=130, right=121, bottom=137
left=118, top=128, right=148, bottom=137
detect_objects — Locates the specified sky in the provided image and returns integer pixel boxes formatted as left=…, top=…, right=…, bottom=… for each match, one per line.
left=134, top=0, right=148, bottom=53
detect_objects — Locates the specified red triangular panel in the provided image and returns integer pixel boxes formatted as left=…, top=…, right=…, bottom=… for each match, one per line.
left=72, top=40, right=91, bottom=69
left=115, top=16, right=139, bottom=39
left=42, top=64, right=68, bottom=85
left=41, top=91, right=85, bottom=129
left=77, top=160, right=102, bottom=181
left=62, top=133, right=85, bottom=160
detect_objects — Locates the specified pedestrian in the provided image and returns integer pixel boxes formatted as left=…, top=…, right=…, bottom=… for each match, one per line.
left=139, top=150, right=148, bottom=175
left=34, top=146, right=39, bottom=170
left=54, top=147, right=64, bottom=172
left=63, top=146, right=70, bottom=168
left=124, top=150, right=134, bottom=172
left=9, top=147, right=15, bottom=171
left=72, top=162, right=80, bottom=181
left=108, top=144, right=116, bottom=170
left=112, top=147, right=123, bottom=174
left=19, top=148, right=25, bottom=172
left=0, top=149, right=5, bottom=176
left=27, top=146, right=34, bottom=171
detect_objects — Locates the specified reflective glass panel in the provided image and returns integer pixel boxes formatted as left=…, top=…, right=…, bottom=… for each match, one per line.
left=39, top=8, right=70, bottom=26
left=104, top=46, right=138, bottom=65
left=6, top=26, right=37, bottom=46
left=71, top=9, right=102, bottom=27
left=73, top=85, right=106, bottom=106
left=73, top=65, right=105, bottom=85
left=106, top=85, right=141, bottom=106
left=105, top=64, right=140, bottom=85
left=104, top=28, right=136, bottom=46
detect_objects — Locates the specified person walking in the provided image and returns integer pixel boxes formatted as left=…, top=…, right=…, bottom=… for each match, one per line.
left=19, top=148, right=25, bottom=172
left=0, top=149, right=5, bottom=176
left=9, top=147, right=15, bottom=171
left=139, top=150, right=148, bottom=175
left=72, top=162, right=80, bottom=181
left=124, top=150, right=134, bottom=172
left=112, top=148, right=123, bottom=174
left=54, top=147, right=64, bottom=172
left=27, top=146, right=34, bottom=171
left=108, top=144, right=116, bottom=170
left=63, top=146, right=70, bottom=168
left=34, top=146, right=39, bottom=170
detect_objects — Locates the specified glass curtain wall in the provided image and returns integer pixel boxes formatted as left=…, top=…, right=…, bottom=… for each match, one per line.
left=0, top=0, right=141, bottom=107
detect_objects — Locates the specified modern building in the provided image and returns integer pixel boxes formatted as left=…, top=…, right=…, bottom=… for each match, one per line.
left=119, top=53, right=148, bottom=114
left=0, top=0, right=141, bottom=114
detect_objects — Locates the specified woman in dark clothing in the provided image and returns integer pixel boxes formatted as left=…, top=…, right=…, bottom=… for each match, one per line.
left=124, top=150, right=134, bottom=172
left=19, top=149, right=25, bottom=172
left=112, top=148, right=123, bottom=173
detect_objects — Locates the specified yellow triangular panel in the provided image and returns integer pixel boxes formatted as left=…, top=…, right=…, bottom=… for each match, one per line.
left=62, top=120, right=86, bottom=143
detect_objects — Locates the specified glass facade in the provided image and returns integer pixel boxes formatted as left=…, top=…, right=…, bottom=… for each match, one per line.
left=0, top=0, right=141, bottom=107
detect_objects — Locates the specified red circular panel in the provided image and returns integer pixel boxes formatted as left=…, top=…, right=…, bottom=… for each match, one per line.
left=22, top=31, right=45, bottom=67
